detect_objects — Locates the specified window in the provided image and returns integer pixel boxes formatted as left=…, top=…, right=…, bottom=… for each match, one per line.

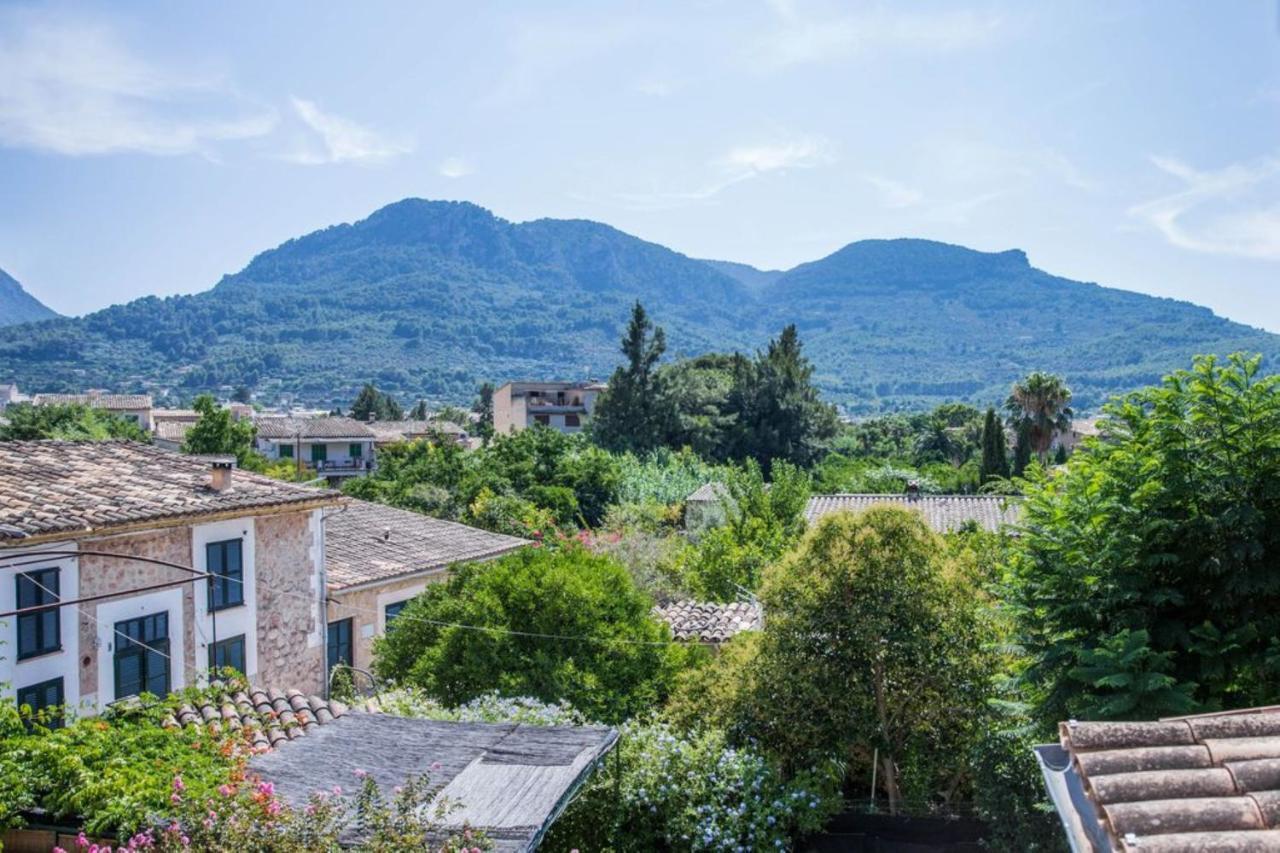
left=114, top=613, right=170, bottom=700
left=16, top=677, right=64, bottom=729
left=565, top=413, right=581, bottom=428
left=384, top=600, right=409, bottom=629
left=327, top=619, right=353, bottom=672
left=349, top=443, right=363, bottom=458
left=206, top=539, right=244, bottom=611
left=208, top=634, right=246, bottom=675
left=311, top=443, right=328, bottom=463
left=16, top=568, right=60, bottom=660
left=533, top=414, right=550, bottom=425
left=279, top=444, right=294, bottom=459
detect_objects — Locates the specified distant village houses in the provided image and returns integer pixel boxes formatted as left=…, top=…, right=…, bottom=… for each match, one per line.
left=33, top=391, right=154, bottom=431
left=493, top=380, right=605, bottom=435
left=254, top=417, right=377, bottom=486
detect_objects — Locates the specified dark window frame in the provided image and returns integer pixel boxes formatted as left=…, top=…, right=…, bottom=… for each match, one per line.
left=16, top=567, right=61, bottom=660
left=311, top=443, right=328, bottom=463
left=16, top=677, right=64, bottom=729
left=384, top=600, right=409, bottom=628
left=113, top=612, right=171, bottom=701
left=349, top=442, right=363, bottom=458
left=327, top=618, right=353, bottom=672
left=564, top=413, right=581, bottom=428
left=279, top=443, right=294, bottom=459
left=208, top=633, right=246, bottom=675
left=206, top=539, right=244, bottom=612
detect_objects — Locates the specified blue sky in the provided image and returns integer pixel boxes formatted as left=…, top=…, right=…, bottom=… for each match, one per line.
left=2, top=1, right=1279, bottom=331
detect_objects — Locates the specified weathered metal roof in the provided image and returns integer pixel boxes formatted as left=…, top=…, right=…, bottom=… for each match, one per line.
left=1040, top=706, right=1280, bottom=851
left=250, top=711, right=617, bottom=852
left=804, top=493, right=1021, bottom=534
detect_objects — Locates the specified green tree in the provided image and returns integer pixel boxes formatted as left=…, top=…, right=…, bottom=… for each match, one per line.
left=1010, top=354, right=1280, bottom=723
left=231, top=385, right=252, bottom=404
left=681, top=507, right=996, bottom=813
left=372, top=545, right=693, bottom=722
left=1005, top=372, right=1072, bottom=464
left=408, top=398, right=429, bottom=420
left=472, top=382, right=495, bottom=440
left=979, top=406, right=1010, bottom=482
left=350, top=383, right=403, bottom=421
left=725, top=325, right=838, bottom=470
left=0, top=403, right=148, bottom=441
left=181, top=395, right=260, bottom=468
left=1012, top=419, right=1033, bottom=477
left=591, top=302, right=673, bottom=454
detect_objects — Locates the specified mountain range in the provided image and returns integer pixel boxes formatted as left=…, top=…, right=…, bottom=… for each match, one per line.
left=1, top=198, right=1276, bottom=413
left=0, top=268, right=59, bottom=327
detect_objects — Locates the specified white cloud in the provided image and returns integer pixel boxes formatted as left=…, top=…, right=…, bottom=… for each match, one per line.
left=758, top=3, right=1004, bottom=69
left=862, top=174, right=923, bottom=209
left=286, top=97, right=411, bottom=166
left=721, top=135, right=832, bottom=172
left=1129, top=154, right=1280, bottom=261
left=0, top=14, right=276, bottom=156
left=438, top=156, right=472, bottom=178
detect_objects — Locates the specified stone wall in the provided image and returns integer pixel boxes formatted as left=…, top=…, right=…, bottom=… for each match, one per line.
left=254, top=511, right=325, bottom=694
left=79, top=527, right=196, bottom=699
left=327, top=571, right=448, bottom=672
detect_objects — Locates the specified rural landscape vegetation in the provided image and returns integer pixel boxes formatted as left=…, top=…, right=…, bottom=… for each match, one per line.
left=3, top=2, right=1278, bottom=851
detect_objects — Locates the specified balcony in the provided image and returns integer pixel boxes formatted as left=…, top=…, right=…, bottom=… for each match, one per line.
left=313, top=458, right=373, bottom=475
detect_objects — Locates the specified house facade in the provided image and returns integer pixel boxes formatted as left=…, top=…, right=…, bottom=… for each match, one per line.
left=0, top=441, right=342, bottom=721
left=254, top=417, right=377, bottom=485
left=324, top=499, right=527, bottom=677
left=492, top=380, right=605, bottom=435
left=33, top=392, right=154, bottom=430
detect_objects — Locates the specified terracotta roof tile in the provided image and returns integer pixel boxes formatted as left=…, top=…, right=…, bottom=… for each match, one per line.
left=1054, top=706, right=1280, bottom=850
left=162, top=686, right=348, bottom=752
left=325, top=499, right=528, bottom=590
left=804, top=494, right=1021, bottom=534
left=653, top=600, right=762, bottom=643
left=0, top=441, right=341, bottom=544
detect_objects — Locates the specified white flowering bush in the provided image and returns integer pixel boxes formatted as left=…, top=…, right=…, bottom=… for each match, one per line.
left=376, top=688, right=585, bottom=726
left=547, top=722, right=842, bottom=852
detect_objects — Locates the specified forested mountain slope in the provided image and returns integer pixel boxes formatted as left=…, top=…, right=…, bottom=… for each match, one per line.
left=0, top=268, right=59, bottom=326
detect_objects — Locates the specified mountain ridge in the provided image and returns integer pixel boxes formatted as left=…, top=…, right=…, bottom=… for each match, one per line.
left=0, top=198, right=1274, bottom=413
left=0, top=268, right=60, bottom=327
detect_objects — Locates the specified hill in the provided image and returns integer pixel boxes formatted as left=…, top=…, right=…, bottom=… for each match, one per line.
left=0, top=268, right=59, bottom=326
left=0, top=199, right=1275, bottom=412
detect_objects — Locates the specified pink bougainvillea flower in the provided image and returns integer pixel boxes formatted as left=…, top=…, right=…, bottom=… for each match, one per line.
left=218, top=784, right=235, bottom=797
left=256, top=780, right=275, bottom=797
left=353, top=768, right=368, bottom=778
left=171, top=776, right=186, bottom=793
left=430, top=761, right=443, bottom=771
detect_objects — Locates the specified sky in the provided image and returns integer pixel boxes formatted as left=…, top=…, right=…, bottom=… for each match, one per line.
left=2, top=1, right=1279, bottom=330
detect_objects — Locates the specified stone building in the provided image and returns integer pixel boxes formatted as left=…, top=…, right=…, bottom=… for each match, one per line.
left=324, top=499, right=527, bottom=677
left=0, top=441, right=342, bottom=720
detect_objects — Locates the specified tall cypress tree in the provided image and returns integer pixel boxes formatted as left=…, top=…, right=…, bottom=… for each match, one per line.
left=591, top=302, right=671, bottom=453
left=979, top=407, right=1009, bottom=482
left=1012, top=419, right=1033, bottom=477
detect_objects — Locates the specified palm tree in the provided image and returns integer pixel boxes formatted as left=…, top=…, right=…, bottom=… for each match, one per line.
left=1005, top=372, right=1073, bottom=464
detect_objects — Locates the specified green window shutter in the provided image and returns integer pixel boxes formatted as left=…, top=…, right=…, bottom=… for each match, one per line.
left=349, top=443, right=362, bottom=458
left=280, top=444, right=294, bottom=459
left=311, top=443, right=327, bottom=463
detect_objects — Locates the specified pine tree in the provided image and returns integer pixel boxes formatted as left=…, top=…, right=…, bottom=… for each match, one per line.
left=591, top=302, right=672, bottom=453
left=350, top=383, right=403, bottom=421
left=472, top=382, right=495, bottom=440
left=409, top=399, right=429, bottom=420
left=979, top=407, right=1009, bottom=482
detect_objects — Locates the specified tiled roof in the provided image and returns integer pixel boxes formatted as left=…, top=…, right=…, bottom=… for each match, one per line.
left=153, top=421, right=193, bottom=442
left=0, top=441, right=341, bottom=544
left=365, top=419, right=467, bottom=443
left=162, top=687, right=349, bottom=752
left=1041, top=707, right=1280, bottom=851
left=33, top=392, right=152, bottom=409
left=653, top=600, right=762, bottom=642
left=254, top=417, right=375, bottom=440
left=151, top=409, right=201, bottom=422
left=685, top=482, right=728, bottom=503
left=325, top=499, right=528, bottom=591
left=804, top=494, right=1021, bottom=534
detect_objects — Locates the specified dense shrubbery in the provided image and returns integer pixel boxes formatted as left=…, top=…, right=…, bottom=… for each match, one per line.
left=372, top=544, right=697, bottom=722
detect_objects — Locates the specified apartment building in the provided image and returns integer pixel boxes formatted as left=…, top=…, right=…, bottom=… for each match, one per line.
left=492, top=380, right=605, bottom=435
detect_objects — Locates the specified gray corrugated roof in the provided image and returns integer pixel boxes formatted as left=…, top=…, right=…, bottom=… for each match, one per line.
left=653, top=600, right=762, bottom=642
left=249, top=712, right=617, bottom=852
left=685, top=482, right=728, bottom=503
left=325, top=499, right=528, bottom=590
left=1046, top=706, right=1280, bottom=851
left=0, top=441, right=341, bottom=543
left=254, top=417, right=376, bottom=440
left=804, top=494, right=1021, bottom=533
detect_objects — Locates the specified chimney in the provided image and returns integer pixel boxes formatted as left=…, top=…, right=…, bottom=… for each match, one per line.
left=904, top=480, right=921, bottom=502
left=209, top=459, right=235, bottom=492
